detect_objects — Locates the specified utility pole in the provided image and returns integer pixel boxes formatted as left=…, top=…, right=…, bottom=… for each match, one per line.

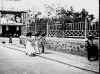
left=47, top=14, right=50, bottom=37
left=85, top=17, right=87, bottom=39
left=35, top=15, right=37, bottom=34
left=1, top=0, right=4, bottom=10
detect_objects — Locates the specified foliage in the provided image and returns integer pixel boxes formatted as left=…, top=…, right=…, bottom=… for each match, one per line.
left=27, top=5, right=96, bottom=32
left=55, top=7, right=95, bottom=23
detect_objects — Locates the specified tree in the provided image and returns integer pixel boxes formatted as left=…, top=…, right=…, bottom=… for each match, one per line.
left=56, top=7, right=74, bottom=23
left=73, top=12, right=81, bottom=22
left=87, top=14, right=95, bottom=22
left=80, top=8, right=88, bottom=22
left=55, top=7, right=74, bottom=30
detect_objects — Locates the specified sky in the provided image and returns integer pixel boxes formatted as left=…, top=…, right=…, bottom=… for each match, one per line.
left=0, top=0, right=99, bottom=19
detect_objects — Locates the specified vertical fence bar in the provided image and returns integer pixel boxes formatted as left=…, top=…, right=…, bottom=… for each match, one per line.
left=79, top=22, right=80, bottom=30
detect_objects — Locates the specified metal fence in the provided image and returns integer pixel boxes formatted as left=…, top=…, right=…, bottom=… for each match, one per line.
left=25, top=22, right=47, bottom=35
left=25, top=21, right=99, bottom=38
left=47, top=22, right=99, bottom=38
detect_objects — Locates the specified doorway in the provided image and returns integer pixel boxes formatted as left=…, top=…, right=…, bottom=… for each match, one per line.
left=2, top=26, right=21, bottom=37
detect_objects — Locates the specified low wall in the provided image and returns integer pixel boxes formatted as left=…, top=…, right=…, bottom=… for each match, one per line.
left=45, top=37, right=87, bottom=57
left=20, top=36, right=99, bottom=57
left=45, top=37, right=99, bottom=57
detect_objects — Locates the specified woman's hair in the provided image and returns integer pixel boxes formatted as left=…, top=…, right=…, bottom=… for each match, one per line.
left=26, top=32, right=32, bottom=36
left=41, top=32, right=46, bottom=37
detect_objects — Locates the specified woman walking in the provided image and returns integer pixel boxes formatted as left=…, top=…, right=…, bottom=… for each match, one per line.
left=25, top=37, right=36, bottom=56
left=25, top=32, right=36, bottom=56
left=85, top=35, right=98, bottom=61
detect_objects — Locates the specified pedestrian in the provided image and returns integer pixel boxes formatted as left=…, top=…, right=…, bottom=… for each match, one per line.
left=25, top=33, right=36, bottom=56
left=85, top=35, right=98, bottom=61
left=25, top=32, right=42, bottom=56
left=9, top=34, right=12, bottom=43
left=40, top=32, right=46, bottom=53
left=27, top=33, right=40, bottom=56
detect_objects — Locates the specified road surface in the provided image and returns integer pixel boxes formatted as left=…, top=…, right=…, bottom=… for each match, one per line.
left=0, top=46, right=97, bottom=74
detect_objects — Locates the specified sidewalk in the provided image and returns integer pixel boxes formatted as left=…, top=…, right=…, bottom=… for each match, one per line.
left=0, top=38, right=99, bottom=73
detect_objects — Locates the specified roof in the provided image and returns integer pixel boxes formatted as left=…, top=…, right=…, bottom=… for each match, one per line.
left=0, top=10, right=27, bottom=14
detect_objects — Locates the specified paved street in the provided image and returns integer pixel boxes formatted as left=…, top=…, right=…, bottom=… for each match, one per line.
left=0, top=38, right=99, bottom=74
left=0, top=44, right=98, bottom=74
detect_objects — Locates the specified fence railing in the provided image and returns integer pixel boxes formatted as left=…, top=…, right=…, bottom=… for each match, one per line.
left=47, top=22, right=99, bottom=38
left=25, top=22, right=99, bottom=38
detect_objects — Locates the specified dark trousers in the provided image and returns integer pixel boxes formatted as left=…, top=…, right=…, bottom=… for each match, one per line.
left=41, top=44, right=44, bottom=53
left=87, top=47, right=98, bottom=60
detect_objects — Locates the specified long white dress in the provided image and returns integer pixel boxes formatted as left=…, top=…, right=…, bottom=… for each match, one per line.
left=34, top=40, right=40, bottom=54
left=26, top=39, right=35, bottom=55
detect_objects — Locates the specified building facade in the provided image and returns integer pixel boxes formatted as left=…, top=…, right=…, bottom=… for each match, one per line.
left=0, top=10, right=27, bottom=37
